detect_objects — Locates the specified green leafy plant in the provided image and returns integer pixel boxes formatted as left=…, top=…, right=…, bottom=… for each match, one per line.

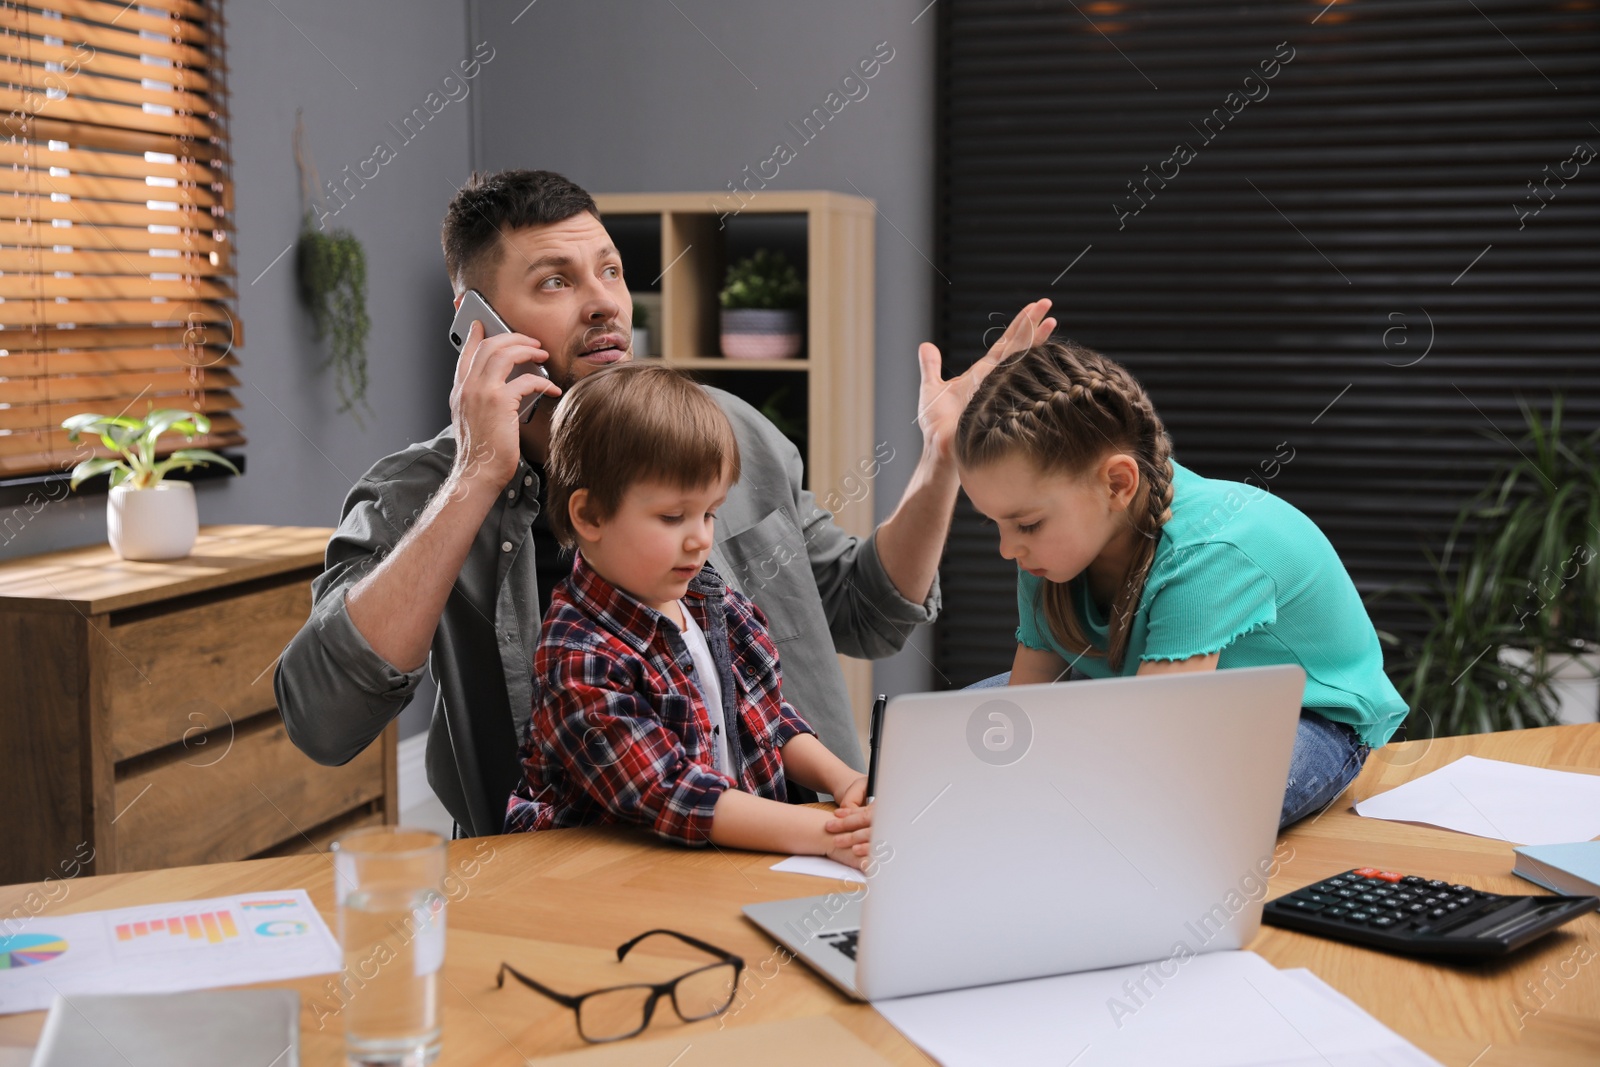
left=1380, top=548, right=1559, bottom=739
left=1461, top=396, right=1600, bottom=653
left=632, top=301, right=650, bottom=331
left=1381, top=394, right=1598, bottom=736
left=61, top=409, right=239, bottom=490
left=297, top=214, right=371, bottom=423
left=293, top=111, right=372, bottom=425
left=719, top=250, right=805, bottom=310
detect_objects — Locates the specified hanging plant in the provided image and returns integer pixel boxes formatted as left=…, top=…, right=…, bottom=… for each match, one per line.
left=293, top=112, right=373, bottom=425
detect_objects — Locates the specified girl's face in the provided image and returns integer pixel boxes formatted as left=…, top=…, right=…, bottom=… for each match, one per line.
left=960, top=452, right=1139, bottom=584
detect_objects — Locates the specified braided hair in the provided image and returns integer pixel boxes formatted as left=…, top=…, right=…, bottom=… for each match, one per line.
left=955, top=340, right=1174, bottom=671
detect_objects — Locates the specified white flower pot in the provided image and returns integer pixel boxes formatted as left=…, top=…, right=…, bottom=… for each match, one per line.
left=633, top=327, right=651, bottom=358
left=107, top=481, right=198, bottom=561
left=1498, top=646, right=1600, bottom=725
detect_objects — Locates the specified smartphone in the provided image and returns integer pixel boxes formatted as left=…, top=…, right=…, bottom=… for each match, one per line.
left=448, top=288, right=549, bottom=424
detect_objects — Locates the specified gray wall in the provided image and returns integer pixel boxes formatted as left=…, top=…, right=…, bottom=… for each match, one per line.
left=3, top=1, right=940, bottom=718
left=470, top=0, right=940, bottom=698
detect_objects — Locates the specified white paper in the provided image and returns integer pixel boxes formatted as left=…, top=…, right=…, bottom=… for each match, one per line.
left=872, top=951, right=1441, bottom=1067
left=770, top=856, right=866, bottom=884
left=1279, top=970, right=1442, bottom=1066
left=1353, top=755, right=1600, bottom=845
left=0, top=890, right=340, bottom=1015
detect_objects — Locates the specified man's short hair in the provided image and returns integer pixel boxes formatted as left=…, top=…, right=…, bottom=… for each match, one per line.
left=441, top=170, right=598, bottom=293
left=545, top=364, right=742, bottom=547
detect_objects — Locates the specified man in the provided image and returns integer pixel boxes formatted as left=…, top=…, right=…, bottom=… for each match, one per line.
left=275, top=169, right=1053, bottom=836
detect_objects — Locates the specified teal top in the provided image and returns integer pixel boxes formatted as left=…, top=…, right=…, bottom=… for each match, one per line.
left=1014, top=461, right=1407, bottom=748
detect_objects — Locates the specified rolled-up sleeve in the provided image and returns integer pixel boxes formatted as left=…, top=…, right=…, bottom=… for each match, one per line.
left=795, top=479, right=941, bottom=661
left=275, top=482, right=426, bottom=766
left=541, top=645, right=735, bottom=846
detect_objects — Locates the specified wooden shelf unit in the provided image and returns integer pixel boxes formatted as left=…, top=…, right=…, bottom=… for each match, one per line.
left=0, top=525, right=396, bottom=884
left=595, top=191, right=878, bottom=740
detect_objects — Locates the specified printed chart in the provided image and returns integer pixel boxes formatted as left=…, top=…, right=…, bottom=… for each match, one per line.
left=0, top=935, right=69, bottom=969
left=115, top=909, right=239, bottom=945
left=0, top=890, right=339, bottom=1015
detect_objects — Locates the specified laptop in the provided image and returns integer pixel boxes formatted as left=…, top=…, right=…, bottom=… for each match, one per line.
left=743, top=665, right=1305, bottom=1001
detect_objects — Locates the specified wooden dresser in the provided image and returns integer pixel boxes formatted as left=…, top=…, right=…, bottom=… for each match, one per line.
left=0, top=525, right=396, bottom=885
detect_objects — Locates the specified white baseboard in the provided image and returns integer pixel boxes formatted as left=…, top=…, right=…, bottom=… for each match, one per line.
left=396, top=733, right=435, bottom=814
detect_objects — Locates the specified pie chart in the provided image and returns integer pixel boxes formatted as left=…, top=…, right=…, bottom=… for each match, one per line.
left=0, top=934, right=68, bottom=968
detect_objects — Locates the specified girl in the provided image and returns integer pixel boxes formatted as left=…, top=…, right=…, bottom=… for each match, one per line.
left=955, top=340, right=1407, bottom=828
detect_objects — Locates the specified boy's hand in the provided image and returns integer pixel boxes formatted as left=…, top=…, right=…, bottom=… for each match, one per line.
left=824, top=799, right=873, bottom=868
left=833, top=774, right=868, bottom=809
left=824, top=796, right=871, bottom=837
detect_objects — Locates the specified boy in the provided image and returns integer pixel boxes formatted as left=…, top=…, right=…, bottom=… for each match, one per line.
left=504, top=364, right=873, bottom=868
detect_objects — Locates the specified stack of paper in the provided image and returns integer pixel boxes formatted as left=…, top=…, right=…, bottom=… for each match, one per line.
left=873, top=950, right=1439, bottom=1066
left=1354, top=755, right=1600, bottom=844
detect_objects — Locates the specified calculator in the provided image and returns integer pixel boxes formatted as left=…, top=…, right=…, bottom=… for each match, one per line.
left=1262, top=867, right=1598, bottom=959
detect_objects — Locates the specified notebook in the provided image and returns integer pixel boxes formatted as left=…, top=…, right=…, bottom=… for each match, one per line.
left=30, top=989, right=298, bottom=1067
left=1514, top=841, right=1600, bottom=897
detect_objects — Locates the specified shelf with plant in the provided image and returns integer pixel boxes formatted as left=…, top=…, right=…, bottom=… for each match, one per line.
left=718, top=249, right=806, bottom=362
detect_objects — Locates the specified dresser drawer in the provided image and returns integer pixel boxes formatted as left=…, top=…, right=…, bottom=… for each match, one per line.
left=112, top=713, right=385, bottom=872
left=104, top=576, right=314, bottom=762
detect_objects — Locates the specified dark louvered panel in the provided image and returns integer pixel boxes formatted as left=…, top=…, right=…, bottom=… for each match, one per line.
left=934, top=0, right=1600, bottom=688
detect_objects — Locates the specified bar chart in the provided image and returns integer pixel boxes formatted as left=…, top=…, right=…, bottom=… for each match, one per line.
left=114, top=909, right=240, bottom=945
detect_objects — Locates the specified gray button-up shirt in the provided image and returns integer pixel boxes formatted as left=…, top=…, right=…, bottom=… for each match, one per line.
left=275, top=387, right=940, bottom=836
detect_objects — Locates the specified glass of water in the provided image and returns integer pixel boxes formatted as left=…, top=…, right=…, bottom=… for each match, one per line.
left=331, top=827, right=447, bottom=1066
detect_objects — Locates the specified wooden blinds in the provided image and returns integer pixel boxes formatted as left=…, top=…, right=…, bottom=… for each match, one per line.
left=933, top=0, right=1600, bottom=686
left=0, top=0, right=237, bottom=479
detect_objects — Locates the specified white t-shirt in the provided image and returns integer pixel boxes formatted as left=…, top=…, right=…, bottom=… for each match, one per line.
left=676, top=602, right=732, bottom=775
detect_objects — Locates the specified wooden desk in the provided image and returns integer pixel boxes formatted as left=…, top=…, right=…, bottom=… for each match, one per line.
left=0, top=726, right=1595, bottom=1064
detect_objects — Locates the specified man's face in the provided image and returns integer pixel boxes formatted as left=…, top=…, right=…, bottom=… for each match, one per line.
left=475, top=211, right=635, bottom=392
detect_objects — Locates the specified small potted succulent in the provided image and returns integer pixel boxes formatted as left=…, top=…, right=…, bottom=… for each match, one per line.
left=719, top=249, right=805, bottom=360
left=62, top=409, right=239, bottom=561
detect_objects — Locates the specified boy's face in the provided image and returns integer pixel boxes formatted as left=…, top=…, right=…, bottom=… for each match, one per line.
left=575, top=472, right=731, bottom=614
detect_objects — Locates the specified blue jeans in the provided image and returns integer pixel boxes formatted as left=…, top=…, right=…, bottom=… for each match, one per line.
left=963, top=672, right=1369, bottom=829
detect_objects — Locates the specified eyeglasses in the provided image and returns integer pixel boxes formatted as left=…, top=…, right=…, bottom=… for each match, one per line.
left=496, top=928, right=745, bottom=1043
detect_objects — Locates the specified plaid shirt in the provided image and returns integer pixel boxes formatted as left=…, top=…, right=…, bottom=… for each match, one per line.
left=504, top=552, right=815, bottom=844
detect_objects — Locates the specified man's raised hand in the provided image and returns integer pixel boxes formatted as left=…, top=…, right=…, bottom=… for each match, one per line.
left=914, top=297, right=1057, bottom=464
left=448, top=318, right=561, bottom=491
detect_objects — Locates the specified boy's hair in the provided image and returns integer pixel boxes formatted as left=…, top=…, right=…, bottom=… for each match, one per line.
left=545, top=363, right=742, bottom=547
left=954, top=340, right=1174, bottom=672
left=440, top=169, right=598, bottom=294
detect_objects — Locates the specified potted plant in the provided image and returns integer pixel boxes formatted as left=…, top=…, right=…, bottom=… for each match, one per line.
left=1475, top=397, right=1600, bottom=723
left=1381, top=547, right=1560, bottom=739
left=718, top=249, right=805, bottom=361
left=1383, top=395, right=1600, bottom=732
left=61, top=409, right=239, bottom=561
left=293, top=112, right=372, bottom=424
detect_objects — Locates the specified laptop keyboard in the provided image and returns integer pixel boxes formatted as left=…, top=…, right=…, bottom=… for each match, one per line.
left=818, top=929, right=860, bottom=960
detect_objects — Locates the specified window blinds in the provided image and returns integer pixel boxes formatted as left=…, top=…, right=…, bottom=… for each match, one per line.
left=0, top=0, right=237, bottom=479
left=933, top=0, right=1600, bottom=685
